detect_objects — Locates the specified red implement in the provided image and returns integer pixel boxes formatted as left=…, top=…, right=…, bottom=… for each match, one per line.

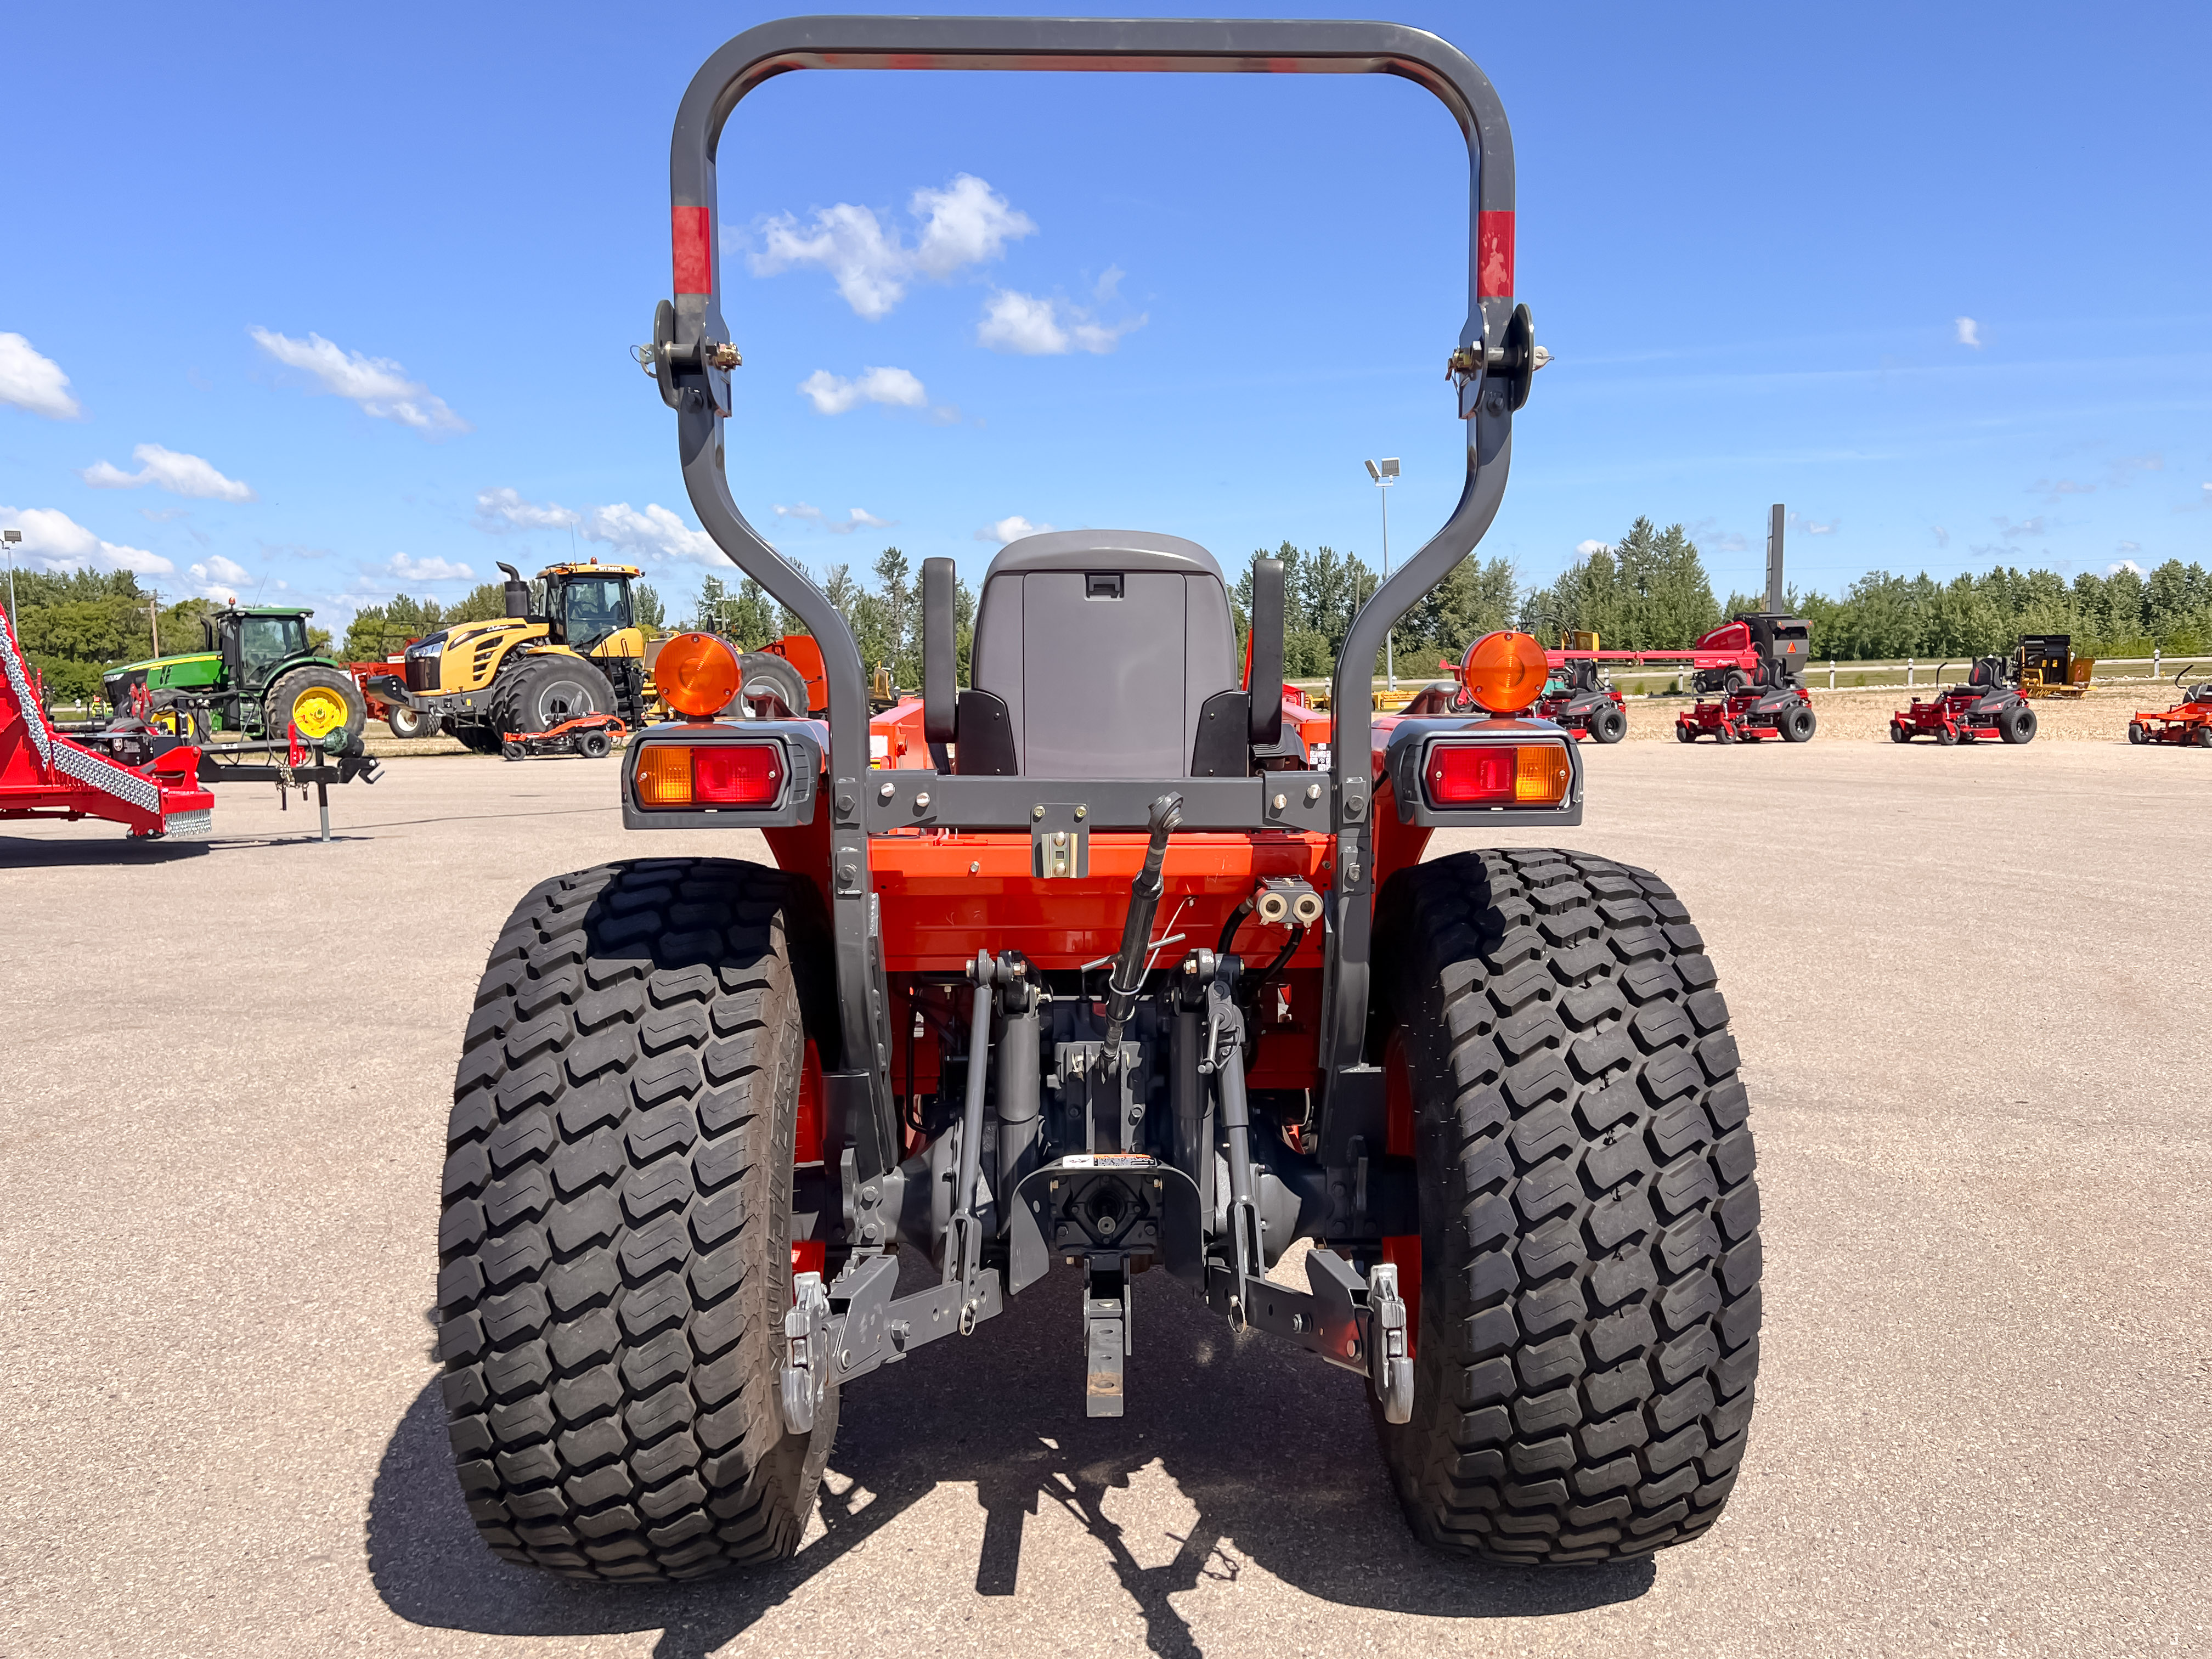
left=1, top=606, right=215, bottom=839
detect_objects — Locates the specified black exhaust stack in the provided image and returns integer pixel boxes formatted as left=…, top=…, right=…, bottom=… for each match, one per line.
left=498, top=562, right=531, bottom=619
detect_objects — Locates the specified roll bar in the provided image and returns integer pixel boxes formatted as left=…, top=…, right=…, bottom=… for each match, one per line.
left=654, top=14, right=1531, bottom=1135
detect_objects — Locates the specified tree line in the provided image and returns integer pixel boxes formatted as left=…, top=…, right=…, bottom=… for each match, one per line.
left=11, top=523, right=2209, bottom=708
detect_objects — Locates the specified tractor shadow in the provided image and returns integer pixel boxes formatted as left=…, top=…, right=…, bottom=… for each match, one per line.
left=0, top=832, right=212, bottom=866
left=366, top=1257, right=1652, bottom=1657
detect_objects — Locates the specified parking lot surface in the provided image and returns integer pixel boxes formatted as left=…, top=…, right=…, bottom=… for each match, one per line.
left=3, top=741, right=2207, bottom=1657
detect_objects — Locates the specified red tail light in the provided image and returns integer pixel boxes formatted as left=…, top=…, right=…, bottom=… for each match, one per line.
left=635, top=741, right=783, bottom=808
left=1425, top=740, right=1571, bottom=808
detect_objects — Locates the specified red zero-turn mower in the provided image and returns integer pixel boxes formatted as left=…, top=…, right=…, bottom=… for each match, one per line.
left=1536, top=656, right=1629, bottom=743
left=1674, top=614, right=1816, bottom=743
left=1889, top=656, right=2038, bottom=746
left=433, top=16, right=1762, bottom=1583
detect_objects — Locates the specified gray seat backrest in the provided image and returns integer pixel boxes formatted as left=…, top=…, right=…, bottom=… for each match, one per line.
left=969, top=529, right=1239, bottom=777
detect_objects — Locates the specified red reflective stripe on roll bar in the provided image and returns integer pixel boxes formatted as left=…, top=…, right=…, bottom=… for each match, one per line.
left=673, top=206, right=712, bottom=295
left=1478, top=210, right=1514, bottom=298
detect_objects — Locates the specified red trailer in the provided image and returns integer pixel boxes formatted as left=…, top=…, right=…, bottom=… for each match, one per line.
left=2, top=605, right=215, bottom=840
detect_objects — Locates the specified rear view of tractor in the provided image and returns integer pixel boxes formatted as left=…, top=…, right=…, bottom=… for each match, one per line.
left=2128, top=665, right=2212, bottom=747
left=430, top=15, right=1762, bottom=1584
left=1675, top=613, right=1816, bottom=743
left=1890, top=656, right=2038, bottom=745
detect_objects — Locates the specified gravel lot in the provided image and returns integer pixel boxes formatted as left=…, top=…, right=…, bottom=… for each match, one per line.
left=3, top=740, right=2207, bottom=1657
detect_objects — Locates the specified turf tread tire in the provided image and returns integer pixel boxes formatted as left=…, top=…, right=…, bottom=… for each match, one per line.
left=1372, top=849, right=1761, bottom=1565
left=438, top=857, right=834, bottom=1582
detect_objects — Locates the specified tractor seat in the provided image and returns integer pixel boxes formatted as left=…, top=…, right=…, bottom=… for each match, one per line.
left=968, top=529, right=1239, bottom=777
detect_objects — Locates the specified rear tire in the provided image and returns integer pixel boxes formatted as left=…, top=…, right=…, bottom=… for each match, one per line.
left=1371, top=851, right=1761, bottom=1564
left=387, top=704, right=436, bottom=740
left=1889, top=722, right=1909, bottom=743
left=496, top=654, right=617, bottom=737
left=579, top=729, right=614, bottom=760
left=437, top=858, right=837, bottom=1581
left=1779, top=703, right=1816, bottom=743
left=1674, top=724, right=1695, bottom=744
left=1591, top=706, right=1628, bottom=745
left=2000, top=704, right=2036, bottom=745
left=2127, top=723, right=2145, bottom=745
left=2196, top=726, right=2212, bottom=749
left=263, top=665, right=367, bottom=754
left=456, top=724, right=505, bottom=755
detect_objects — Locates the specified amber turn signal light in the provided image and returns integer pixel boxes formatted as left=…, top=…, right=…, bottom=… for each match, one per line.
left=1458, top=630, right=1548, bottom=714
left=656, top=632, right=741, bottom=719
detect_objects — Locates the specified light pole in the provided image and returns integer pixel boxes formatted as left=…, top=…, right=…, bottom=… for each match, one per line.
left=2, top=528, right=20, bottom=625
left=1364, top=458, right=1400, bottom=692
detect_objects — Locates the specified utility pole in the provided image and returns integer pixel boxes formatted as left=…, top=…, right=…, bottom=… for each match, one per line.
left=1765, top=504, right=1786, bottom=613
left=1364, top=458, right=1401, bottom=692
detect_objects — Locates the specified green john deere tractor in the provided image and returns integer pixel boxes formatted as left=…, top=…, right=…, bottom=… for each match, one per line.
left=105, top=605, right=368, bottom=753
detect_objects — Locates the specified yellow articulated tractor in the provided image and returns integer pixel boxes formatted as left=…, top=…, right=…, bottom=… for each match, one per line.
left=368, top=561, right=649, bottom=753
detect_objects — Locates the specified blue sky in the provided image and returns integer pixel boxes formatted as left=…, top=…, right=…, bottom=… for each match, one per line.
left=4, top=1, right=2208, bottom=630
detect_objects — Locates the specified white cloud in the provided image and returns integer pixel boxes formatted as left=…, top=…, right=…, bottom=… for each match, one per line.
left=1993, top=515, right=2045, bottom=540
left=187, top=555, right=252, bottom=600
left=977, top=288, right=1145, bottom=356
left=772, top=503, right=894, bottom=536
left=476, top=486, right=579, bottom=531
left=0, top=334, right=82, bottom=420
left=911, top=174, right=1036, bottom=278
left=2117, top=541, right=2141, bottom=554
left=977, top=515, right=1054, bottom=544
left=249, top=328, right=469, bottom=433
left=2109, top=558, right=2145, bottom=575
left=1954, top=317, right=1982, bottom=348
left=380, top=553, right=475, bottom=583
left=81, top=443, right=255, bottom=502
left=1788, top=511, right=1838, bottom=535
left=1932, top=526, right=1950, bottom=548
left=582, top=502, right=720, bottom=566
left=0, top=504, right=173, bottom=574
left=797, top=365, right=929, bottom=416
left=748, top=173, right=1035, bottom=320
left=1094, top=266, right=1125, bottom=303
left=1575, top=538, right=1610, bottom=557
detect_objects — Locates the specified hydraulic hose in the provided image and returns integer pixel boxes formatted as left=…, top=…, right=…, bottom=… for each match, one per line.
left=1101, top=794, right=1182, bottom=1062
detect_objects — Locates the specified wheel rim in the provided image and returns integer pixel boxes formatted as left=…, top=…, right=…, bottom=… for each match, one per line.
left=535, top=677, right=600, bottom=727
left=289, top=685, right=349, bottom=738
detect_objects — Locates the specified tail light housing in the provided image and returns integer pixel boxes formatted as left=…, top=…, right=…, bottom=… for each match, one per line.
left=1419, top=737, right=1572, bottom=809
left=633, top=740, right=785, bottom=808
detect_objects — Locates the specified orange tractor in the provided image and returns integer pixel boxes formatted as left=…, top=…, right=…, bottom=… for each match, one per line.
left=430, top=15, right=1762, bottom=1585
